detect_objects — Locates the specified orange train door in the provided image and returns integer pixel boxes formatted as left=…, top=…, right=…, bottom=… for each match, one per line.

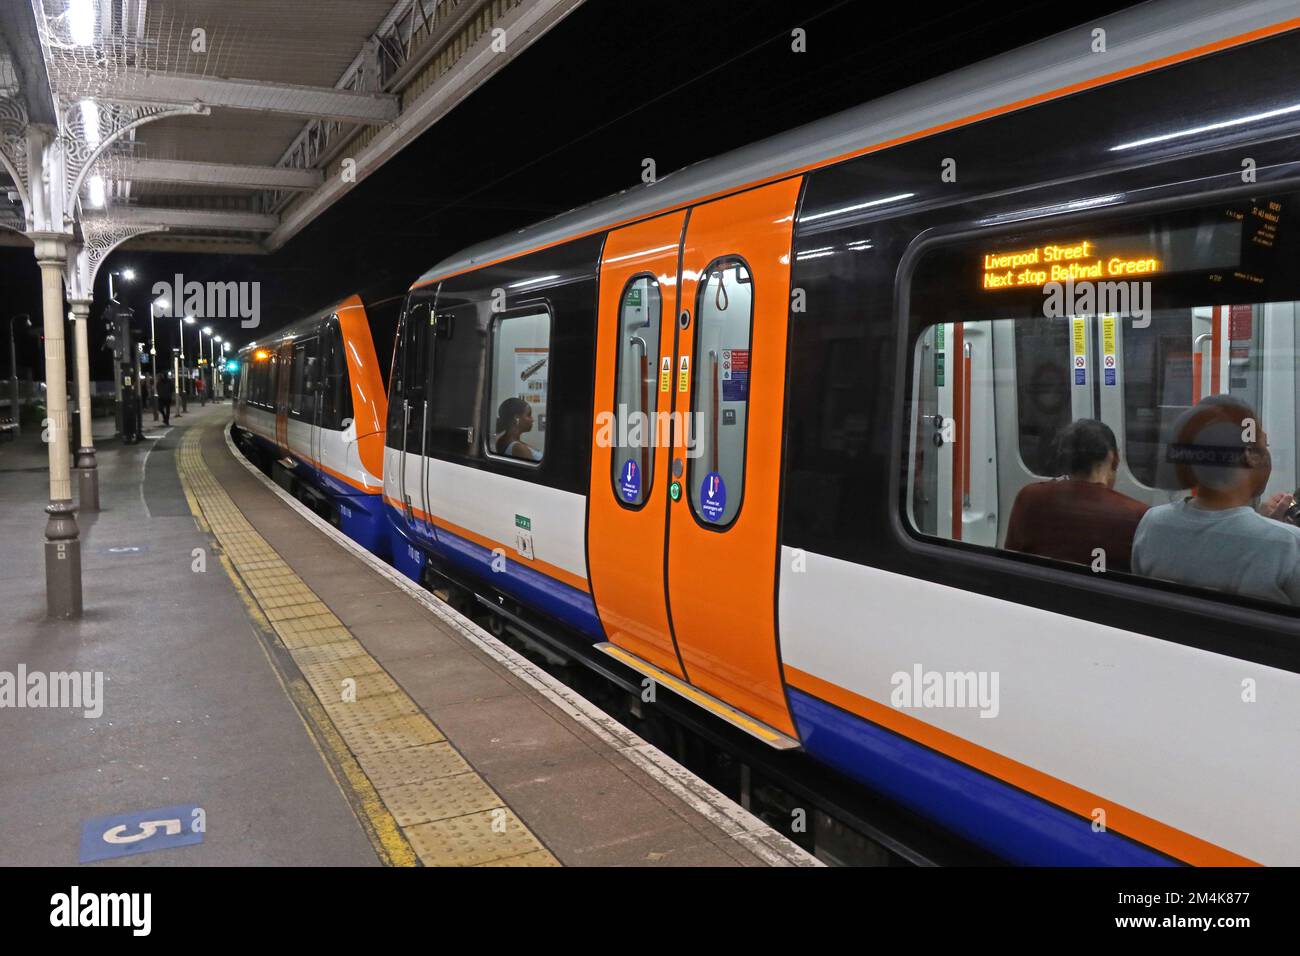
left=588, top=211, right=687, bottom=677
left=589, top=180, right=801, bottom=745
left=665, top=179, right=802, bottom=739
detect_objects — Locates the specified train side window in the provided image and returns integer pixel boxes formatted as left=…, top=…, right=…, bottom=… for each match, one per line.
left=610, top=275, right=663, bottom=506
left=689, top=257, right=753, bottom=528
left=486, top=308, right=550, bottom=465
left=904, top=191, right=1300, bottom=611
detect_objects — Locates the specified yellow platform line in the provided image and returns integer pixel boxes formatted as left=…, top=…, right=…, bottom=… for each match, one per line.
left=177, top=421, right=559, bottom=867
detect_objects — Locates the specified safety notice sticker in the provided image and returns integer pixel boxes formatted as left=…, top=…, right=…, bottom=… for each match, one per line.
left=1072, top=316, right=1087, bottom=386
left=1102, top=316, right=1117, bottom=386
left=721, top=349, right=750, bottom=402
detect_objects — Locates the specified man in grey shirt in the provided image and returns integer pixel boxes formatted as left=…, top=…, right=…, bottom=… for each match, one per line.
left=1132, top=395, right=1300, bottom=604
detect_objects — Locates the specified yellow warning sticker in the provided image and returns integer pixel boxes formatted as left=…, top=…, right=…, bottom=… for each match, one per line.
left=660, top=356, right=671, bottom=393
left=678, top=356, right=689, bottom=392
left=1071, top=316, right=1087, bottom=386
left=1101, top=315, right=1116, bottom=355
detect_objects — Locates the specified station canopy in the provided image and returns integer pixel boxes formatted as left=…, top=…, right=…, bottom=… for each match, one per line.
left=1, top=0, right=584, bottom=255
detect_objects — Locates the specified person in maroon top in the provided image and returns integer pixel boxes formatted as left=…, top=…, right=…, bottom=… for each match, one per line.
left=1004, top=419, right=1148, bottom=572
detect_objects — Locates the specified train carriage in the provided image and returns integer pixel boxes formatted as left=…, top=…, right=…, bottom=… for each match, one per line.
left=377, top=0, right=1300, bottom=865
left=234, top=295, right=390, bottom=556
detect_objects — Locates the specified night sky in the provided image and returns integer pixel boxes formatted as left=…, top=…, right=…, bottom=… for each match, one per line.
left=0, top=0, right=1138, bottom=382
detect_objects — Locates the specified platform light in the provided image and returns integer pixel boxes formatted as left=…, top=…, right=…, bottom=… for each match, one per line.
left=203, top=327, right=212, bottom=335
left=69, top=0, right=96, bottom=46
left=184, top=315, right=195, bottom=324
left=79, top=100, right=100, bottom=148
left=122, top=269, right=135, bottom=281
left=253, top=349, right=270, bottom=361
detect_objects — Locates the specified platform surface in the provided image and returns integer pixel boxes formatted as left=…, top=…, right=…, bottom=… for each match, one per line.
left=0, top=403, right=813, bottom=867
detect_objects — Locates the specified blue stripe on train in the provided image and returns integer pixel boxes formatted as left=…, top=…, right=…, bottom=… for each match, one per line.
left=385, top=502, right=603, bottom=639
left=787, top=687, right=1178, bottom=866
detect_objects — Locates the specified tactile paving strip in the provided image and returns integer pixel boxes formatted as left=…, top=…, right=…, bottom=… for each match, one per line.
left=404, top=808, right=551, bottom=867
left=177, top=423, right=558, bottom=867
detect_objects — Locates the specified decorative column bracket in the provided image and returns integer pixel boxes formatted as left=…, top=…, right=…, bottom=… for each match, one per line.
left=0, top=91, right=32, bottom=222
left=59, top=98, right=211, bottom=214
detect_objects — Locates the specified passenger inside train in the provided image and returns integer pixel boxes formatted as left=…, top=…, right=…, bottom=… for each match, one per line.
left=1132, top=395, right=1300, bottom=605
left=494, top=396, right=543, bottom=462
left=1004, top=419, right=1148, bottom=572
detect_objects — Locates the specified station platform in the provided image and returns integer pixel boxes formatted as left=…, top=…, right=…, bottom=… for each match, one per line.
left=0, top=403, right=815, bottom=867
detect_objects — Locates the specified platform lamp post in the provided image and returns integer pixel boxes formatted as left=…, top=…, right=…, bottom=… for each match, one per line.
left=221, top=341, right=231, bottom=399
left=201, top=327, right=212, bottom=403
left=172, top=315, right=183, bottom=420
left=148, top=297, right=166, bottom=421
left=107, top=268, right=134, bottom=303
left=183, top=315, right=196, bottom=409
left=211, top=335, right=222, bottom=402
left=176, top=314, right=192, bottom=414
left=6, top=314, right=31, bottom=436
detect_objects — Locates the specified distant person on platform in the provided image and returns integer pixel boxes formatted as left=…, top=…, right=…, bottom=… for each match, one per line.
left=1004, top=419, right=1148, bottom=572
left=157, top=373, right=174, bottom=426
left=196, top=374, right=206, bottom=407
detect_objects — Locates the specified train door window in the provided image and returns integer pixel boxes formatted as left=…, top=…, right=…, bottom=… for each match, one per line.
left=905, top=191, right=1300, bottom=611
left=486, top=307, right=551, bottom=465
left=386, top=307, right=409, bottom=448
left=427, top=303, right=486, bottom=458
left=611, top=275, right=663, bottom=506
left=689, top=257, right=753, bottom=527
left=1014, top=319, right=1072, bottom=475
left=387, top=297, right=433, bottom=452
left=288, top=338, right=318, bottom=420
left=320, top=319, right=351, bottom=429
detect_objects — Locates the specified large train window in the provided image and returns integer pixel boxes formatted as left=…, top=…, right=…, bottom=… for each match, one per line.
left=610, top=274, right=663, bottom=507
left=486, top=307, right=550, bottom=465
left=905, top=191, right=1300, bottom=609
left=689, top=257, right=753, bottom=528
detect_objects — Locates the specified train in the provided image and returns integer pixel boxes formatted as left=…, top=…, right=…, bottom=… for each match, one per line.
left=235, top=0, right=1300, bottom=866
left=233, top=294, right=390, bottom=556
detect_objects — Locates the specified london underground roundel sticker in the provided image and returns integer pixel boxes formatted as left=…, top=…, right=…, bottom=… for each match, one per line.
left=619, top=459, right=641, bottom=502
left=700, top=471, right=727, bottom=522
